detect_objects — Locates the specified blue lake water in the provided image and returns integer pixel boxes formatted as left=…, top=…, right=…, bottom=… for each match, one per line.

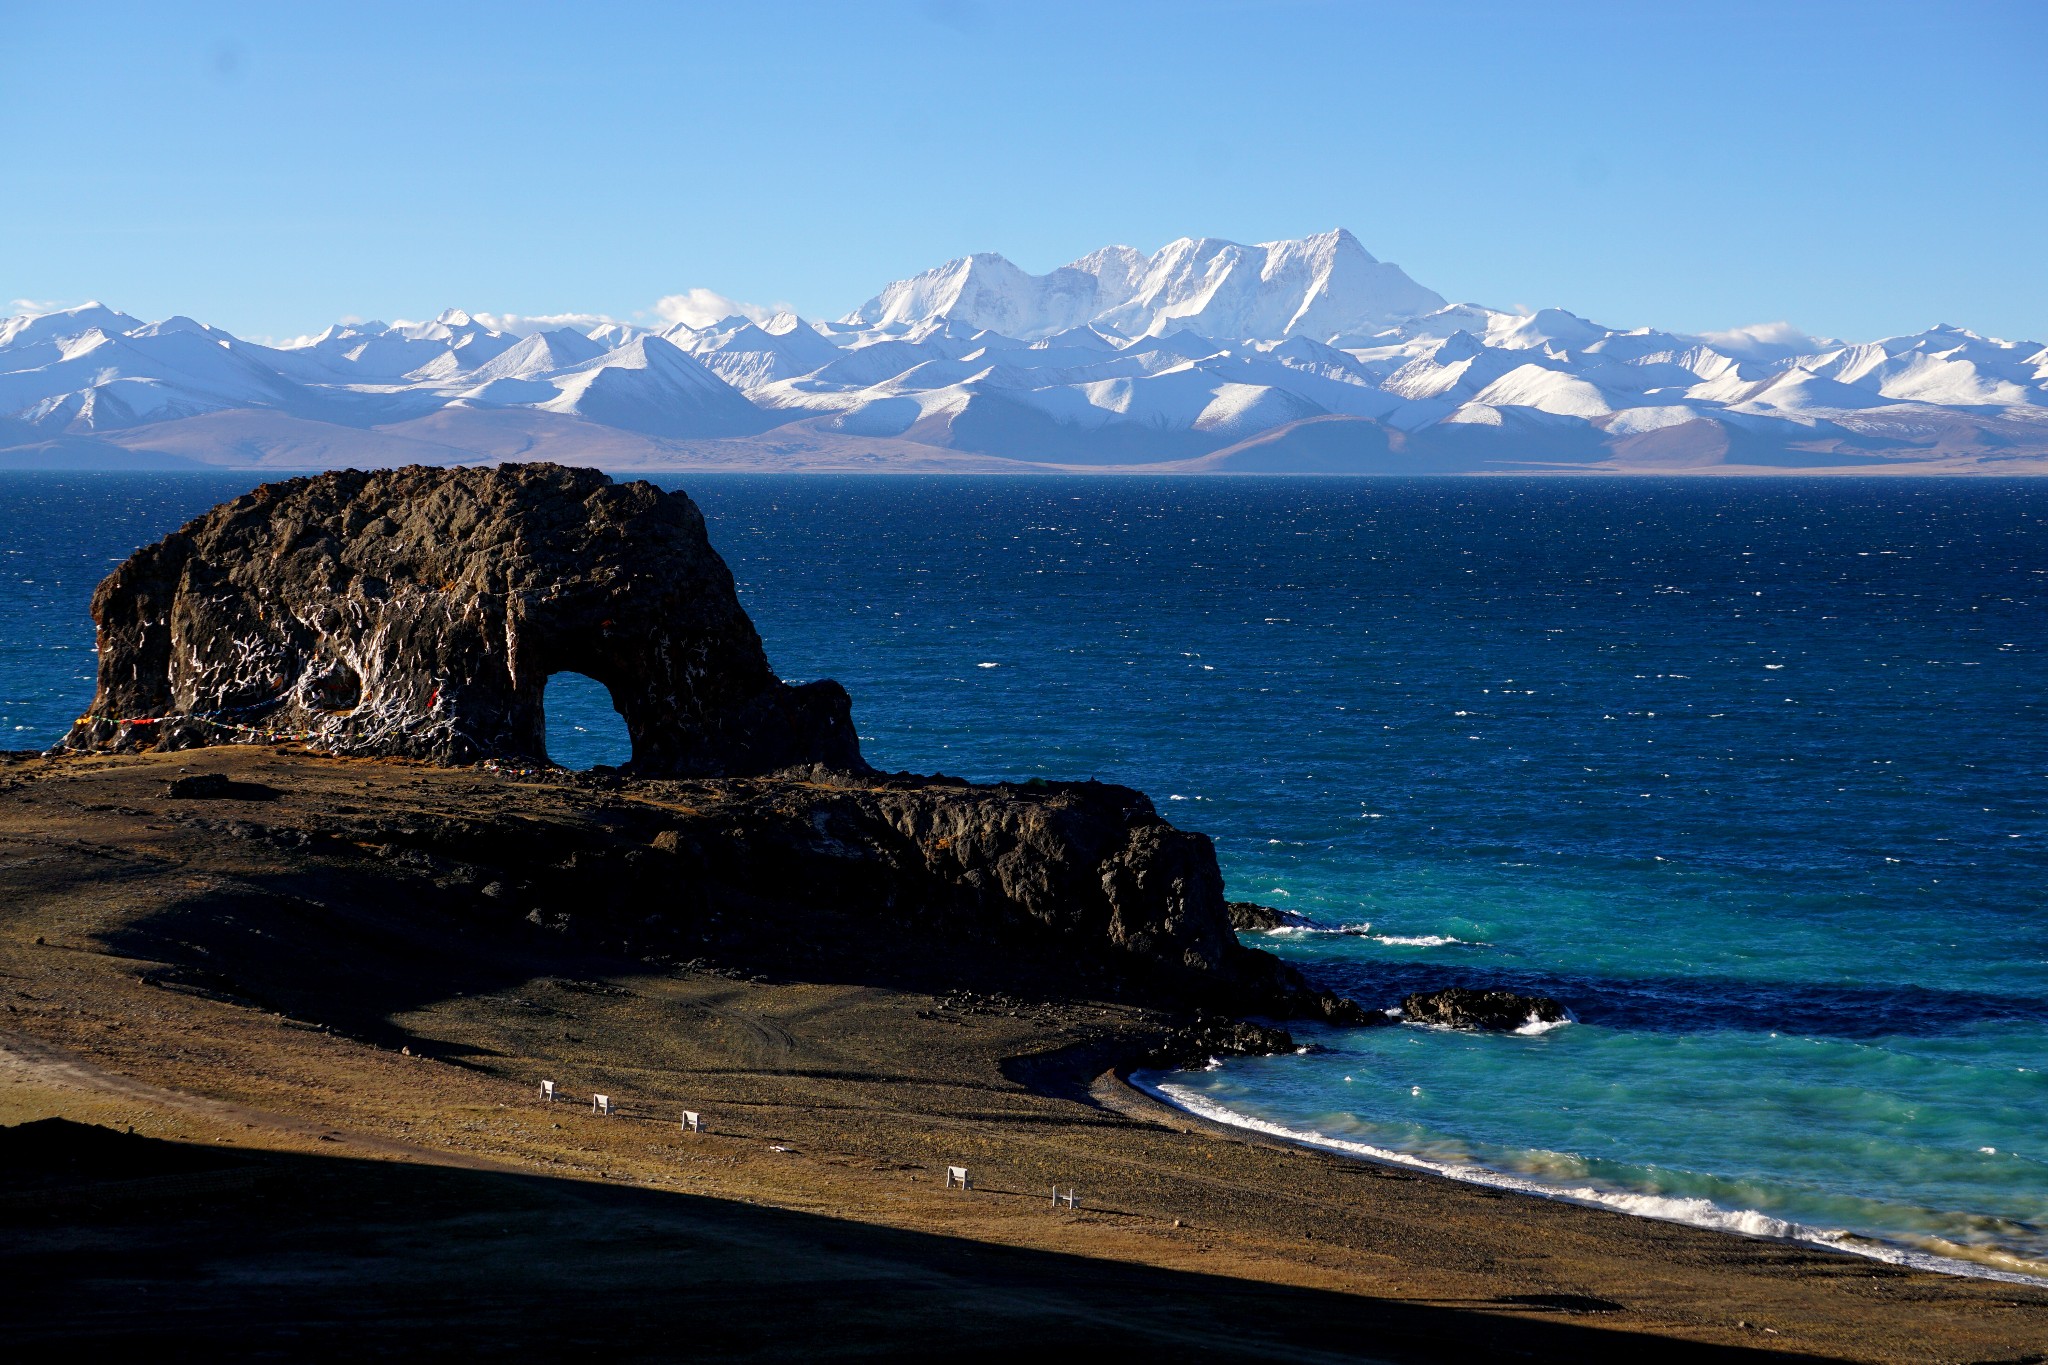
left=3, top=472, right=2044, bottom=1277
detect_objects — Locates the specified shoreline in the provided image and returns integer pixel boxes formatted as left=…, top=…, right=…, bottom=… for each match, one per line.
left=1122, top=1064, right=2048, bottom=1289
left=6, top=747, right=2048, bottom=1359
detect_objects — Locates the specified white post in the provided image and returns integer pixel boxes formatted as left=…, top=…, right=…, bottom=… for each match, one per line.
left=594, top=1093, right=613, bottom=1116
left=540, top=1080, right=555, bottom=1102
left=681, top=1109, right=701, bottom=1132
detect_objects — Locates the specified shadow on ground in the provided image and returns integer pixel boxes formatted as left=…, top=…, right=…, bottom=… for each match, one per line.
left=95, top=855, right=1127, bottom=1060
left=2, top=1119, right=1801, bottom=1363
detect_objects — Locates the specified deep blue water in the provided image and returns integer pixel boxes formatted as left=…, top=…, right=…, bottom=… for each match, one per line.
left=3, top=472, right=2044, bottom=1276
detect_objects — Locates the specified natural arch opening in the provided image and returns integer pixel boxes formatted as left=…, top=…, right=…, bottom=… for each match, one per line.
left=542, top=672, right=633, bottom=770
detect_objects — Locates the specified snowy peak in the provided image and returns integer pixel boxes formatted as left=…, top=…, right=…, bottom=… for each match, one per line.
left=843, top=251, right=1111, bottom=340
left=460, top=328, right=607, bottom=383
left=1254, top=227, right=1446, bottom=339
left=5, top=249, right=2046, bottom=472
left=664, top=311, right=841, bottom=390
left=1063, top=244, right=1148, bottom=301
left=1485, top=308, right=1615, bottom=353
left=0, top=302, right=146, bottom=352
left=127, top=315, right=231, bottom=341
left=848, top=230, right=1445, bottom=343
left=536, top=334, right=763, bottom=437
left=584, top=321, right=649, bottom=349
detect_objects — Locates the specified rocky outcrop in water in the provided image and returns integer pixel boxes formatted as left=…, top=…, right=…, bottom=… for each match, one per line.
left=1226, top=901, right=1304, bottom=932
left=1402, top=987, right=1572, bottom=1032
left=60, top=464, right=861, bottom=777
left=1142, top=1016, right=1302, bottom=1070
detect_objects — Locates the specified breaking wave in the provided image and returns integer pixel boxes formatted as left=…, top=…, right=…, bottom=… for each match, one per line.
left=1259, top=923, right=1479, bottom=948
left=1368, top=933, right=1476, bottom=948
left=1131, top=1075, right=2048, bottom=1287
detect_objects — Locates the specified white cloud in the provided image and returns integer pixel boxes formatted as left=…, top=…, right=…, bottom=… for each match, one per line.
left=1695, top=320, right=1834, bottom=359
left=470, top=310, right=620, bottom=336
left=650, top=287, right=784, bottom=330
left=8, top=297, right=68, bottom=315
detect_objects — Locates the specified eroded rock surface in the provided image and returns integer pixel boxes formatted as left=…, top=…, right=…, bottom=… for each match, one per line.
left=61, top=464, right=861, bottom=777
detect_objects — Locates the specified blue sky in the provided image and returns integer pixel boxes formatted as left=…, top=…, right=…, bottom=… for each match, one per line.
left=2, top=1, right=2042, bottom=343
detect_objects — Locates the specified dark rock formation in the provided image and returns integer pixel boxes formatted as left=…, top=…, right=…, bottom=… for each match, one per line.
left=1142, top=1015, right=1301, bottom=1070
left=736, top=774, right=1358, bottom=1018
left=1402, top=987, right=1572, bottom=1032
left=55, top=462, right=1370, bottom=1026
left=1226, top=901, right=1302, bottom=932
left=310, top=767, right=1361, bottom=1022
left=61, top=464, right=861, bottom=778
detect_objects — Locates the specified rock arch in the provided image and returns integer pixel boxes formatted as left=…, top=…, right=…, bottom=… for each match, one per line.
left=62, top=463, right=864, bottom=777
left=541, top=670, right=633, bottom=770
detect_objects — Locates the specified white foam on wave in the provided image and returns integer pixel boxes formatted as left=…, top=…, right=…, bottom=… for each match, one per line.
left=1262, top=923, right=1478, bottom=948
left=1514, top=1015, right=1575, bottom=1035
left=1257, top=913, right=1477, bottom=945
left=1132, top=1076, right=2048, bottom=1287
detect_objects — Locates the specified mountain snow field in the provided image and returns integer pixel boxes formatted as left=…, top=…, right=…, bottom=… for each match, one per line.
left=4, top=229, right=2045, bottom=472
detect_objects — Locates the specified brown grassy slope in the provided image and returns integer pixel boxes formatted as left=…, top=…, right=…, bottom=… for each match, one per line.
left=2, top=747, right=2043, bottom=1361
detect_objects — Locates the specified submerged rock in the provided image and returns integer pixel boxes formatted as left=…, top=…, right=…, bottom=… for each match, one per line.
left=1401, top=987, right=1572, bottom=1032
left=1225, top=901, right=1301, bottom=931
left=61, top=464, right=861, bottom=777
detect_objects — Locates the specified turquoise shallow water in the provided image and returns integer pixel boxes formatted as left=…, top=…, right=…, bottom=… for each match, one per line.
left=3, top=473, right=2044, bottom=1275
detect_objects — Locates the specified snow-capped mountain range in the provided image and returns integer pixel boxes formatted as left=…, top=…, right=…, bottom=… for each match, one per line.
left=6, top=228, right=2045, bottom=473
